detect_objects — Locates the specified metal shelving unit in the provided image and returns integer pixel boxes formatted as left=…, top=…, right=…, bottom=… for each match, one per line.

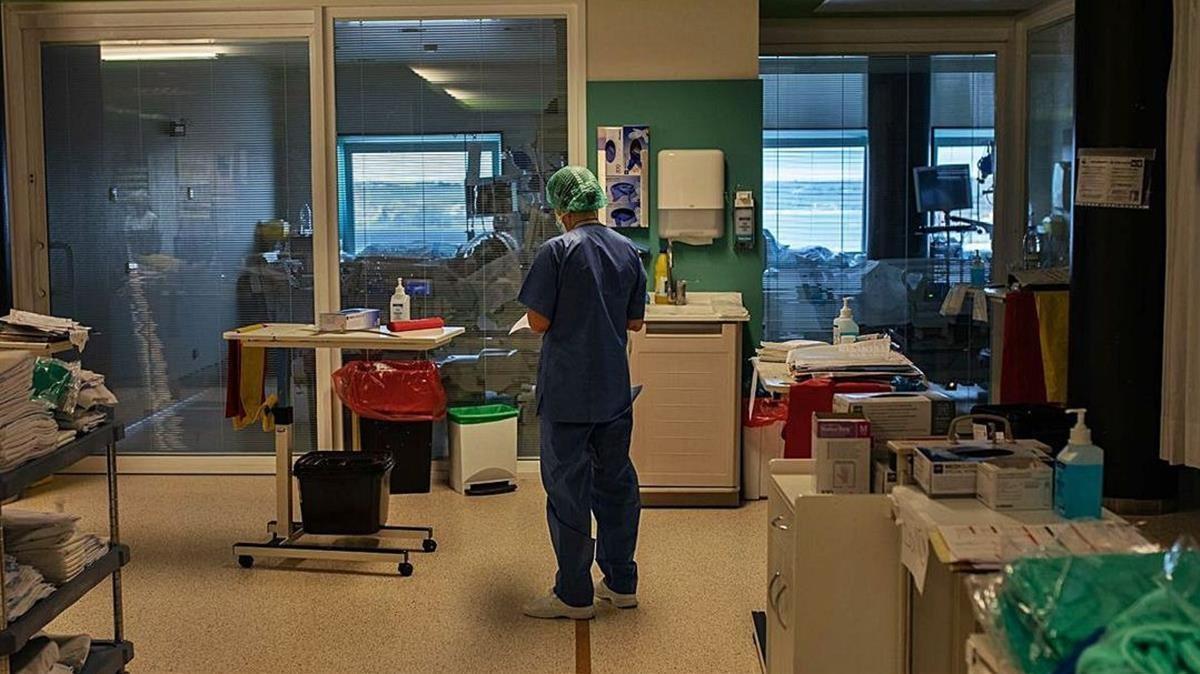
left=0, top=424, right=132, bottom=674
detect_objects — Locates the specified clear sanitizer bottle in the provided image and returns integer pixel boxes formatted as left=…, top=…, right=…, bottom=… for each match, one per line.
left=389, top=278, right=411, bottom=323
left=832, top=297, right=859, bottom=345
left=1054, top=408, right=1104, bottom=519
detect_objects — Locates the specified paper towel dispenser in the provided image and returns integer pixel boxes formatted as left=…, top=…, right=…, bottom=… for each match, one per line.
left=658, top=149, right=724, bottom=244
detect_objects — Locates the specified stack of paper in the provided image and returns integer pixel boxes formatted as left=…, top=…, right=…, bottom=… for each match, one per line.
left=3, top=510, right=109, bottom=585
left=937, top=521, right=1156, bottom=568
left=0, top=310, right=90, bottom=352
left=0, top=352, right=58, bottom=471
left=786, top=338, right=923, bottom=380
left=757, top=339, right=824, bottom=363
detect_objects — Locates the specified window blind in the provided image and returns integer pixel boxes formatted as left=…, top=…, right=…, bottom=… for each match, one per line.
left=762, top=56, right=868, bottom=130
left=930, top=54, right=996, bottom=128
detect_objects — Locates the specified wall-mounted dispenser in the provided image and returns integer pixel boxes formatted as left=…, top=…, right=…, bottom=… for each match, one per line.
left=657, top=149, right=724, bottom=245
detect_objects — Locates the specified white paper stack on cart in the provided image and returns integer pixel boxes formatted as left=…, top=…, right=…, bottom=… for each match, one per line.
left=0, top=352, right=58, bottom=471
left=757, top=339, right=824, bottom=363
left=786, top=338, right=924, bottom=380
left=55, top=367, right=116, bottom=436
left=0, top=310, right=90, bottom=352
left=3, top=510, right=108, bottom=585
left=3, top=555, right=55, bottom=621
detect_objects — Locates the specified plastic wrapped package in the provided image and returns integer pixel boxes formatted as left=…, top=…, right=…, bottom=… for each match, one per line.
left=969, top=540, right=1200, bottom=674
left=1076, top=540, right=1200, bottom=674
left=30, top=358, right=81, bottom=413
left=331, top=360, right=447, bottom=422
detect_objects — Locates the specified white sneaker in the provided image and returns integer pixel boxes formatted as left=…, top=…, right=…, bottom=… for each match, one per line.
left=522, top=592, right=595, bottom=620
left=595, top=581, right=638, bottom=608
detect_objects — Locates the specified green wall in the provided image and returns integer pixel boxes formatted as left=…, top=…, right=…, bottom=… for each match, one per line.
left=587, top=79, right=765, bottom=348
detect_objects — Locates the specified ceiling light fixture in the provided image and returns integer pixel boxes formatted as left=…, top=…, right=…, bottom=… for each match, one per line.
left=442, top=88, right=475, bottom=102
left=100, top=44, right=226, bottom=61
left=410, top=66, right=458, bottom=84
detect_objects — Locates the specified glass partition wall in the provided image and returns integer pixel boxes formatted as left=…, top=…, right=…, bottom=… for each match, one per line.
left=1025, top=18, right=1075, bottom=268
left=334, top=18, right=568, bottom=458
left=13, top=8, right=575, bottom=463
left=761, top=53, right=997, bottom=405
left=40, top=40, right=316, bottom=454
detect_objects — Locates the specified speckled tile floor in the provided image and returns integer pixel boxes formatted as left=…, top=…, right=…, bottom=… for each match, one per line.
left=17, top=475, right=766, bottom=674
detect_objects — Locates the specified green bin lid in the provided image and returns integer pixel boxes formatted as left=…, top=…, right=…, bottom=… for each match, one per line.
left=447, top=404, right=520, bottom=425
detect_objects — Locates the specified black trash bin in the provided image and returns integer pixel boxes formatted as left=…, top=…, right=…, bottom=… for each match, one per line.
left=359, top=418, right=433, bottom=494
left=293, top=451, right=393, bottom=535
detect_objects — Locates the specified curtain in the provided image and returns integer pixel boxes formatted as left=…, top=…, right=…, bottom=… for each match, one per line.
left=1161, top=0, right=1200, bottom=467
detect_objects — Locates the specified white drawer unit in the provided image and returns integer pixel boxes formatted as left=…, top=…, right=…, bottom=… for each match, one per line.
left=766, top=460, right=902, bottom=674
left=629, top=321, right=741, bottom=505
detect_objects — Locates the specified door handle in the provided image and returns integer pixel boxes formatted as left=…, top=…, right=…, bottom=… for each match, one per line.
left=770, top=514, right=790, bottom=531
left=768, top=570, right=781, bottom=599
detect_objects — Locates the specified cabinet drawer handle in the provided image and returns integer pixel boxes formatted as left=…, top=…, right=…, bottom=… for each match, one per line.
left=772, top=582, right=790, bottom=629
left=770, top=514, right=790, bottom=531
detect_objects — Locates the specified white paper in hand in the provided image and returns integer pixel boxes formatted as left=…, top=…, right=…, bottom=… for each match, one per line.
left=509, top=314, right=532, bottom=335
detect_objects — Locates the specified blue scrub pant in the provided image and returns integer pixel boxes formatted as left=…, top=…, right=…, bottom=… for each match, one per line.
left=540, top=410, right=640, bottom=608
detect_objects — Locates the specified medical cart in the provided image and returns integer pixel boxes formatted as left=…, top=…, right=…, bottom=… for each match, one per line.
left=223, top=323, right=464, bottom=576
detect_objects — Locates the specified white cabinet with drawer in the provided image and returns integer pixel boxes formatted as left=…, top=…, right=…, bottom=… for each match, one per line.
left=767, top=460, right=902, bottom=674
left=629, top=320, right=741, bottom=505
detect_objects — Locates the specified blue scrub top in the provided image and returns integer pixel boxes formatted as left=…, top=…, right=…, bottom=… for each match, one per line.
left=518, top=222, right=647, bottom=423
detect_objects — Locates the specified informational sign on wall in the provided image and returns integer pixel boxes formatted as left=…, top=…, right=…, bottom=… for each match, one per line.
left=1074, top=148, right=1156, bottom=209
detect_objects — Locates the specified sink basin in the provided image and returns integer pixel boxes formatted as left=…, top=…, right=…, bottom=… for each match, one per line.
left=642, top=292, right=750, bottom=322
left=646, top=304, right=717, bottom=317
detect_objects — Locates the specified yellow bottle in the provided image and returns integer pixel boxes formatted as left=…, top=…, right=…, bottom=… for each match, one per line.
left=653, top=244, right=671, bottom=304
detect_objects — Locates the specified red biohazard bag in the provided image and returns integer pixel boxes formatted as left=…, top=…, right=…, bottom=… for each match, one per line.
left=743, top=397, right=789, bottom=428
left=331, top=360, right=447, bottom=422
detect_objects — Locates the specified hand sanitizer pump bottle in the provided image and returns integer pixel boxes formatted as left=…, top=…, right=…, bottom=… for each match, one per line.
left=1054, top=408, right=1104, bottom=519
left=832, top=297, right=859, bottom=345
left=390, top=278, right=411, bottom=323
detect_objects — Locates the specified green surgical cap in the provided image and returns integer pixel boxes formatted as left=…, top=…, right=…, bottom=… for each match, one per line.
left=546, top=166, right=608, bottom=213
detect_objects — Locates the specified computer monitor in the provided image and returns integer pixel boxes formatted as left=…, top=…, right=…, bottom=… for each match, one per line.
left=913, top=164, right=973, bottom=213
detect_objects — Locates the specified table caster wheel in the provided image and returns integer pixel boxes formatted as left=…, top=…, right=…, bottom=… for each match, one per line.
left=422, top=539, right=437, bottom=553
left=398, top=562, right=414, bottom=577
left=237, top=555, right=254, bottom=569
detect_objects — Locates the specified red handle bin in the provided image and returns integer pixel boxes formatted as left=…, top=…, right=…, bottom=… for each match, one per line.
left=743, top=397, right=789, bottom=499
left=331, top=360, right=447, bottom=422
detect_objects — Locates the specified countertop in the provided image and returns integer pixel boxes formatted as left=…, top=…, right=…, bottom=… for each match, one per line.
left=643, top=292, right=750, bottom=323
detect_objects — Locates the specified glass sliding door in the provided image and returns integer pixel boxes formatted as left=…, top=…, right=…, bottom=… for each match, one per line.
left=41, top=39, right=316, bottom=454
left=761, top=53, right=997, bottom=404
left=333, top=18, right=568, bottom=458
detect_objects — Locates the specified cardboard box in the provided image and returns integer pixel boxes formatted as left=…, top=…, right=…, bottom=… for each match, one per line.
left=833, top=391, right=956, bottom=454
left=976, top=458, right=1053, bottom=510
left=318, top=308, right=380, bottom=333
left=913, top=443, right=1048, bottom=496
left=813, top=413, right=871, bottom=494
left=873, top=459, right=897, bottom=494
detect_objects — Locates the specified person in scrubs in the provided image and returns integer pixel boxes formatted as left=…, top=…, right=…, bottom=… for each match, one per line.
left=519, top=166, right=647, bottom=620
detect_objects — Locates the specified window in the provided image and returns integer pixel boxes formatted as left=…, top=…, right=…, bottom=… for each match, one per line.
left=338, top=134, right=502, bottom=257
left=764, top=129, right=867, bottom=256
left=931, top=127, right=995, bottom=254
